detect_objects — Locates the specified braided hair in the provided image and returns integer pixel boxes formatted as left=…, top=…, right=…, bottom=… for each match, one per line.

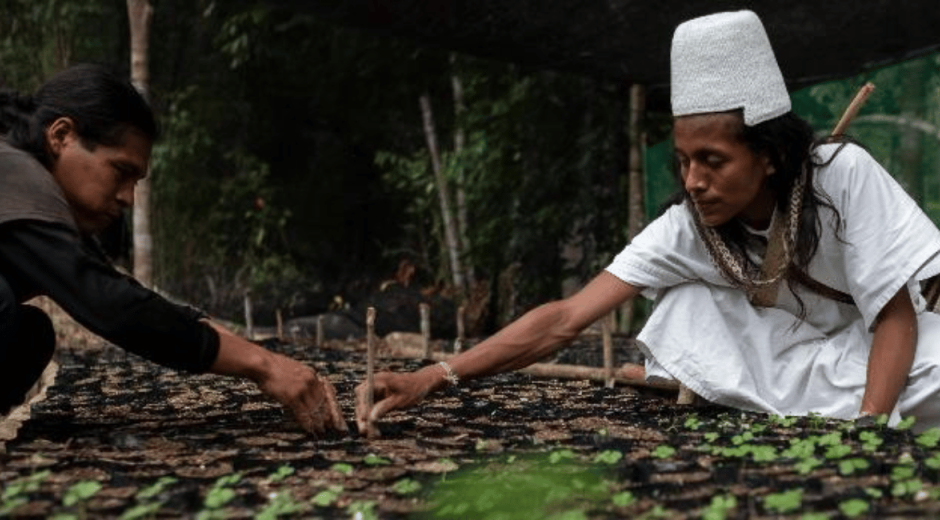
left=0, top=64, right=157, bottom=168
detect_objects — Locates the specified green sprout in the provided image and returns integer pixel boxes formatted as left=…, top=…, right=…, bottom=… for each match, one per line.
left=196, top=472, right=242, bottom=520
left=549, top=449, right=577, bottom=464
left=684, top=416, right=702, bottom=431
left=363, top=454, right=391, bottom=466
left=652, top=445, right=676, bottom=459
left=764, top=488, right=803, bottom=514
left=896, top=416, right=917, bottom=431
left=859, top=430, right=883, bottom=452
left=612, top=491, right=636, bottom=507
left=62, top=480, right=103, bottom=519
left=347, top=500, right=378, bottom=520
left=917, top=428, right=940, bottom=448
left=838, top=458, right=870, bottom=476
left=119, top=476, right=178, bottom=520
left=330, top=462, right=354, bottom=476
left=838, top=498, right=869, bottom=518
left=593, top=450, right=623, bottom=465
left=0, top=470, right=51, bottom=516
left=266, top=465, right=295, bottom=483
left=702, top=494, right=737, bottom=520
left=310, top=485, right=343, bottom=507
left=392, top=478, right=423, bottom=495
left=824, top=444, right=852, bottom=459
left=256, top=490, right=306, bottom=520
left=795, top=457, right=823, bottom=475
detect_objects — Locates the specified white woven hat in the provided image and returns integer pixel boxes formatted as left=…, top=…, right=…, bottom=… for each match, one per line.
left=671, top=10, right=790, bottom=126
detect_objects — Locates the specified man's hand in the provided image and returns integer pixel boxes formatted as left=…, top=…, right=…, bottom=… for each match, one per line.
left=257, top=353, right=348, bottom=436
left=354, top=365, right=443, bottom=437
left=206, top=321, right=348, bottom=436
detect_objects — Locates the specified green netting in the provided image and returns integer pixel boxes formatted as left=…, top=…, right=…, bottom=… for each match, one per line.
left=645, top=52, right=940, bottom=223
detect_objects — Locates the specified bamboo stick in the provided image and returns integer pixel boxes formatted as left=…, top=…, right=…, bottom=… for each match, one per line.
left=316, top=315, right=324, bottom=348
left=419, top=303, right=431, bottom=358
left=455, top=305, right=465, bottom=354
left=243, top=290, right=254, bottom=340
left=366, top=307, right=378, bottom=439
left=275, top=309, right=283, bottom=341
left=602, top=313, right=615, bottom=388
left=831, top=82, right=875, bottom=137
left=677, top=384, right=697, bottom=405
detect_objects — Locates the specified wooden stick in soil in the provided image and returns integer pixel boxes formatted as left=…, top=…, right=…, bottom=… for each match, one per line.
left=365, top=306, right=379, bottom=439
left=602, top=313, right=615, bottom=388
left=831, top=82, right=875, bottom=138
left=243, top=290, right=254, bottom=340
left=677, top=384, right=697, bottom=405
left=275, top=309, right=283, bottom=341
left=316, top=315, right=324, bottom=348
left=419, top=302, right=431, bottom=358
left=455, top=305, right=465, bottom=354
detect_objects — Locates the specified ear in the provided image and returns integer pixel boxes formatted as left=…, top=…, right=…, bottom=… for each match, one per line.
left=44, top=117, right=77, bottom=159
left=762, top=155, right=775, bottom=176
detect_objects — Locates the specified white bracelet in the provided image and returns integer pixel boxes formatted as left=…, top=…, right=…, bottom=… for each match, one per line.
left=439, top=361, right=460, bottom=386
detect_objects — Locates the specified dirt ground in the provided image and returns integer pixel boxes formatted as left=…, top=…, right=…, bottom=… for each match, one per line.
left=4, top=313, right=940, bottom=518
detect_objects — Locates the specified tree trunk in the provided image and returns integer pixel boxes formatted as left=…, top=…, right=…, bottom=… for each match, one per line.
left=127, top=0, right=154, bottom=287
left=419, top=93, right=465, bottom=295
left=450, top=53, right=474, bottom=288
left=619, top=83, right=646, bottom=333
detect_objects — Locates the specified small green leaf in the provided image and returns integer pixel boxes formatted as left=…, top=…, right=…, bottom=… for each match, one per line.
left=612, top=491, right=636, bottom=507
left=267, top=465, right=294, bottom=483
left=363, top=454, right=391, bottom=466
left=549, top=449, right=577, bottom=464
left=63, top=480, right=102, bottom=507
left=203, top=487, right=235, bottom=509
left=593, top=450, right=623, bottom=465
left=897, top=416, right=917, bottom=431
left=119, top=502, right=163, bottom=520
left=824, top=444, right=852, bottom=459
left=330, top=462, right=354, bottom=475
left=310, top=485, right=342, bottom=507
left=839, top=498, right=869, bottom=518
left=346, top=500, right=378, bottom=520
left=392, top=478, right=422, bottom=495
left=795, top=457, right=822, bottom=475
left=764, top=488, right=803, bottom=514
left=652, top=445, right=676, bottom=459
left=916, top=428, right=940, bottom=448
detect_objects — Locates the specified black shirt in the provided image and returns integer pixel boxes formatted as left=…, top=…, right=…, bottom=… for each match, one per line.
left=0, top=220, right=220, bottom=373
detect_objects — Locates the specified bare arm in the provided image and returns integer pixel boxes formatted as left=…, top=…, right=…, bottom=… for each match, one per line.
left=355, top=271, right=641, bottom=431
left=207, top=321, right=347, bottom=435
left=859, top=287, right=916, bottom=416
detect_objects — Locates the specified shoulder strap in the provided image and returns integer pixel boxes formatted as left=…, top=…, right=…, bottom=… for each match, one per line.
left=787, top=266, right=855, bottom=305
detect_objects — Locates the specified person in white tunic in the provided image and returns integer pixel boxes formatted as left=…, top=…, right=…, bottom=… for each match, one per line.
left=355, top=10, right=940, bottom=433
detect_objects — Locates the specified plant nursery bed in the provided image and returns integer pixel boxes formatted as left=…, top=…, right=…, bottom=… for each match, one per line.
left=4, top=335, right=940, bottom=519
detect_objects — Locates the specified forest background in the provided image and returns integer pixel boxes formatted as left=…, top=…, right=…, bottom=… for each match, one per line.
left=2, top=0, right=938, bottom=335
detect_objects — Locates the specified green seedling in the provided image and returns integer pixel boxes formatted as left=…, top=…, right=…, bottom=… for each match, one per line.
left=310, top=485, right=343, bottom=507
left=770, top=415, right=798, bottom=428
left=783, top=438, right=816, bottom=459
left=363, top=453, right=391, bottom=466
left=859, top=430, right=883, bottom=452
left=864, top=487, right=883, bottom=499
left=392, top=478, right=422, bottom=495
left=838, top=498, right=869, bottom=518
left=764, top=488, right=802, bottom=514
left=612, top=491, right=636, bottom=507
left=1, top=470, right=51, bottom=516
left=135, top=476, right=177, bottom=501
left=119, top=476, right=178, bottom=520
left=824, top=444, right=852, bottom=459
left=816, top=432, right=841, bottom=446
left=118, top=502, right=162, bottom=520
left=196, top=472, right=242, bottom=520
left=917, top=428, right=940, bottom=448
left=731, top=431, right=754, bottom=445
left=702, top=494, right=736, bottom=520
left=593, top=450, right=623, bottom=465
left=795, top=457, right=822, bottom=475
left=897, top=416, right=917, bottom=431
left=549, top=449, right=577, bottom=464
left=750, top=423, right=767, bottom=434
left=891, top=478, right=923, bottom=497
left=62, top=480, right=102, bottom=514
left=703, top=432, right=719, bottom=443
left=266, top=465, right=294, bottom=483
left=750, top=445, right=778, bottom=462
left=924, top=452, right=940, bottom=470
left=330, top=462, right=354, bottom=476
left=684, top=416, right=702, bottom=431
left=346, top=500, right=378, bottom=520
left=652, top=445, right=676, bottom=459
left=256, top=490, right=306, bottom=520
left=891, top=464, right=916, bottom=481
left=838, top=458, right=870, bottom=476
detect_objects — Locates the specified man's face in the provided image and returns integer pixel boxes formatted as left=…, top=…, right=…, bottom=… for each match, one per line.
left=673, top=113, right=775, bottom=228
left=49, top=121, right=151, bottom=234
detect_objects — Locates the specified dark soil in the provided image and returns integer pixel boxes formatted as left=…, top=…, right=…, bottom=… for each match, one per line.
left=3, top=335, right=940, bottom=519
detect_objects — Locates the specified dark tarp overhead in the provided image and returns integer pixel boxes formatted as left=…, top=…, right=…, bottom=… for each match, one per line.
left=266, top=0, right=940, bottom=110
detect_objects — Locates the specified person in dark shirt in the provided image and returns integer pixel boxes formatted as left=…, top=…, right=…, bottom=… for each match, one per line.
left=0, top=64, right=346, bottom=436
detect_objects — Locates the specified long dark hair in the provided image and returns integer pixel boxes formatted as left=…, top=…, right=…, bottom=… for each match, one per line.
left=0, top=64, right=157, bottom=168
left=665, top=110, right=847, bottom=312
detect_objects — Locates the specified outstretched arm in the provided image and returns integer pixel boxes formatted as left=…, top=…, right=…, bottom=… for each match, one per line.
left=355, top=271, right=641, bottom=434
left=860, top=287, right=917, bottom=417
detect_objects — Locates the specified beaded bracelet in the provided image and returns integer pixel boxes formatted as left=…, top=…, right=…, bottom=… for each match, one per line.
left=438, top=361, right=460, bottom=386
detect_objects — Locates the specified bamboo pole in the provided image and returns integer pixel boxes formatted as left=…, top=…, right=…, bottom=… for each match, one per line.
left=831, top=82, right=875, bottom=137
left=365, top=307, right=379, bottom=439
left=419, top=303, right=431, bottom=358
left=602, top=313, right=615, bottom=388
left=455, top=305, right=465, bottom=354
left=316, top=315, right=324, bottom=348
left=620, top=83, right=647, bottom=332
left=243, top=290, right=254, bottom=340
left=275, top=309, right=283, bottom=341
left=677, top=384, right=697, bottom=405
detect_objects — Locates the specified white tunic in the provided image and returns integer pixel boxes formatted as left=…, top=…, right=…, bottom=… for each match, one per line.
left=606, top=143, right=940, bottom=429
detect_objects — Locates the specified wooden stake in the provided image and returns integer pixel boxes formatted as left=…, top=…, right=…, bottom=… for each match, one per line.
left=275, top=309, right=283, bottom=341
left=366, top=307, right=378, bottom=439
left=316, top=315, right=324, bottom=348
left=419, top=303, right=431, bottom=358
left=831, top=82, right=875, bottom=137
left=602, top=313, right=615, bottom=388
left=455, top=305, right=465, bottom=354
left=243, top=290, right=254, bottom=340
left=677, top=384, right=697, bottom=405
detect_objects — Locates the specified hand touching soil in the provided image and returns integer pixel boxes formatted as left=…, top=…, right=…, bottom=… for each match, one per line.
left=355, top=364, right=445, bottom=437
